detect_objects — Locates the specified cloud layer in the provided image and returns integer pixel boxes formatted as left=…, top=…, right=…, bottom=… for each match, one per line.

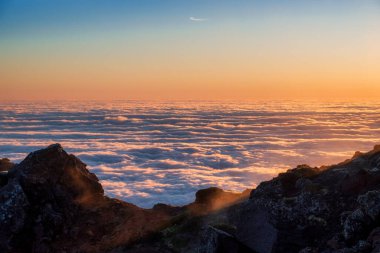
left=1, top=101, right=380, bottom=207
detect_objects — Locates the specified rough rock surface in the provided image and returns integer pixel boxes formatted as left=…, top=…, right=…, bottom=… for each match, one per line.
left=0, top=158, right=14, bottom=187
left=228, top=145, right=380, bottom=253
left=1, top=144, right=380, bottom=253
left=130, top=146, right=380, bottom=253
left=0, top=144, right=171, bottom=253
left=0, top=158, right=14, bottom=172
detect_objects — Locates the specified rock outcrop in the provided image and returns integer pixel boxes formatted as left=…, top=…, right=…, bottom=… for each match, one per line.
left=0, top=144, right=171, bottom=253
left=127, top=146, right=380, bottom=253
left=0, top=158, right=14, bottom=187
left=1, top=144, right=380, bottom=253
left=0, top=158, right=14, bottom=172
left=228, top=146, right=380, bottom=253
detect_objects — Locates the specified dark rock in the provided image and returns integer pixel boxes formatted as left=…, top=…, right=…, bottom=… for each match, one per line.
left=188, top=187, right=250, bottom=215
left=358, top=191, right=380, bottom=221
left=108, top=144, right=380, bottom=253
left=0, top=144, right=171, bottom=253
left=0, top=171, right=8, bottom=187
left=298, top=247, right=318, bottom=253
left=342, top=209, right=371, bottom=241
left=232, top=206, right=277, bottom=253
left=152, top=203, right=182, bottom=216
left=197, top=226, right=256, bottom=253
left=327, top=235, right=346, bottom=250
left=2, top=144, right=380, bottom=253
left=367, top=227, right=380, bottom=249
left=352, top=240, right=371, bottom=253
left=0, top=158, right=13, bottom=188
left=334, top=248, right=356, bottom=253
left=230, top=145, right=380, bottom=253
left=0, top=158, right=14, bottom=172
left=0, top=182, right=29, bottom=252
left=6, top=144, right=105, bottom=209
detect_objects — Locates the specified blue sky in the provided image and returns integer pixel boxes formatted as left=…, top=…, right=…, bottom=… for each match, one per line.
left=2, top=0, right=377, bottom=38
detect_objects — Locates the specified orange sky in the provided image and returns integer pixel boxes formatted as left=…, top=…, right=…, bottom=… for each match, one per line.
left=0, top=0, right=379, bottom=101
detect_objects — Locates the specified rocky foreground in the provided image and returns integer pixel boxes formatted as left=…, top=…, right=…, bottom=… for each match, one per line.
left=1, top=145, right=380, bottom=253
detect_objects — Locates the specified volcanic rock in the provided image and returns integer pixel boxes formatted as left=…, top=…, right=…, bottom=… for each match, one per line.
left=0, top=144, right=171, bottom=253
left=2, top=144, right=380, bottom=253
left=227, top=145, right=380, bottom=253
left=0, top=158, right=14, bottom=172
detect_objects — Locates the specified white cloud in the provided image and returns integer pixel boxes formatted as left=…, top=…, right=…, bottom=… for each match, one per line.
left=189, top=16, right=208, bottom=22
left=1, top=101, right=380, bottom=207
left=104, top=116, right=128, bottom=122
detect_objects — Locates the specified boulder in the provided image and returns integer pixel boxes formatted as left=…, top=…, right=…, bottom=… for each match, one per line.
left=358, top=191, right=380, bottom=221
left=230, top=145, right=380, bottom=253
left=0, top=144, right=171, bottom=253
left=0, top=158, right=14, bottom=172
left=197, top=226, right=256, bottom=253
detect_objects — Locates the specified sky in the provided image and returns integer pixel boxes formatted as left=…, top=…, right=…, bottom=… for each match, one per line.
left=0, top=0, right=379, bottom=101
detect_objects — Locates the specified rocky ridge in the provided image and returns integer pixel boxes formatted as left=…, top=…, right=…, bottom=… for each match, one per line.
left=1, top=144, right=380, bottom=253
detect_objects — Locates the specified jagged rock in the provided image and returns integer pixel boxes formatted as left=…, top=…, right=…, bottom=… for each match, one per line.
left=191, top=187, right=250, bottom=213
left=334, top=248, right=356, bottom=253
left=298, top=247, right=318, bottom=253
left=0, top=172, right=7, bottom=187
left=230, top=145, right=380, bottom=253
left=0, top=158, right=13, bottom=188
left=232, top=206, right=277, bottom=253
left=197, top=226, right=255, bottom=253
left=0, top=182, right=29, bottom=252
left=342, top=209, right=371, bottom=241
left=0, top=144, right=171, bottom=253
left=2, top=144, right=380, bottom=253
left=327, top=235, right=345, bottom=250
left=367, top=227, right=380, bottom=252
left=352, top=240, right=371, bottom=253
left=358, top=191, right=380, bottom=221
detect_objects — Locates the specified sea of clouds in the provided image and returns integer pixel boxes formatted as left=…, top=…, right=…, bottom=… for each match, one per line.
left=1, top=101, right=380, bottom=207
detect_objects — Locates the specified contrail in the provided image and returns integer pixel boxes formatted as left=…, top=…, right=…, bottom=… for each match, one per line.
left=189, top=17, right=208, bottom=22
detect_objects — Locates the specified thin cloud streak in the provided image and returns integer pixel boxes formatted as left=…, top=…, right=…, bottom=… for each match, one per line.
left=189, top=16, right=208, bottom=22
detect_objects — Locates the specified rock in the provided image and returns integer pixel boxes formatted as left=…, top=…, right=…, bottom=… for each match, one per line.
left=188, top=187, right=250, bottom=215
left=298, top=247, right=318, bottom=253
left=0, top=158, right=14, bottom=172
left=367, top=227, right=380, bottom=249
left=334, top=248, right=356, bottom=253
left=152, top=203, right=182, bottom=216
left=352, top=240, right=371, bottom=253
left=327, top=235, right=345, bottom=250
left=230, top=145, right=380, bottom=253
left=2, top=144, right=380, bottom=253
left=197, top=226, right=255, bottom=253
left=358, top=191, right=380, bottom=221
left=0, top=144, right=171, bottom=253
left=277, top=165, right=319, bottom=196
left=8, top=143, right=104, bottom=206
left=232, top=206, right=277, bottom=253
left=342, top=209, right=371, bottom=241
left=0, top=171, right=7, bottom=187
left=0, top=182, right=29, bottom=251
left=0, top=158, right=13, bottom=188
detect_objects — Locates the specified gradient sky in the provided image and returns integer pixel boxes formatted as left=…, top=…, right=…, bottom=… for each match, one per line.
left=0, top=0, right=379, bottom=100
